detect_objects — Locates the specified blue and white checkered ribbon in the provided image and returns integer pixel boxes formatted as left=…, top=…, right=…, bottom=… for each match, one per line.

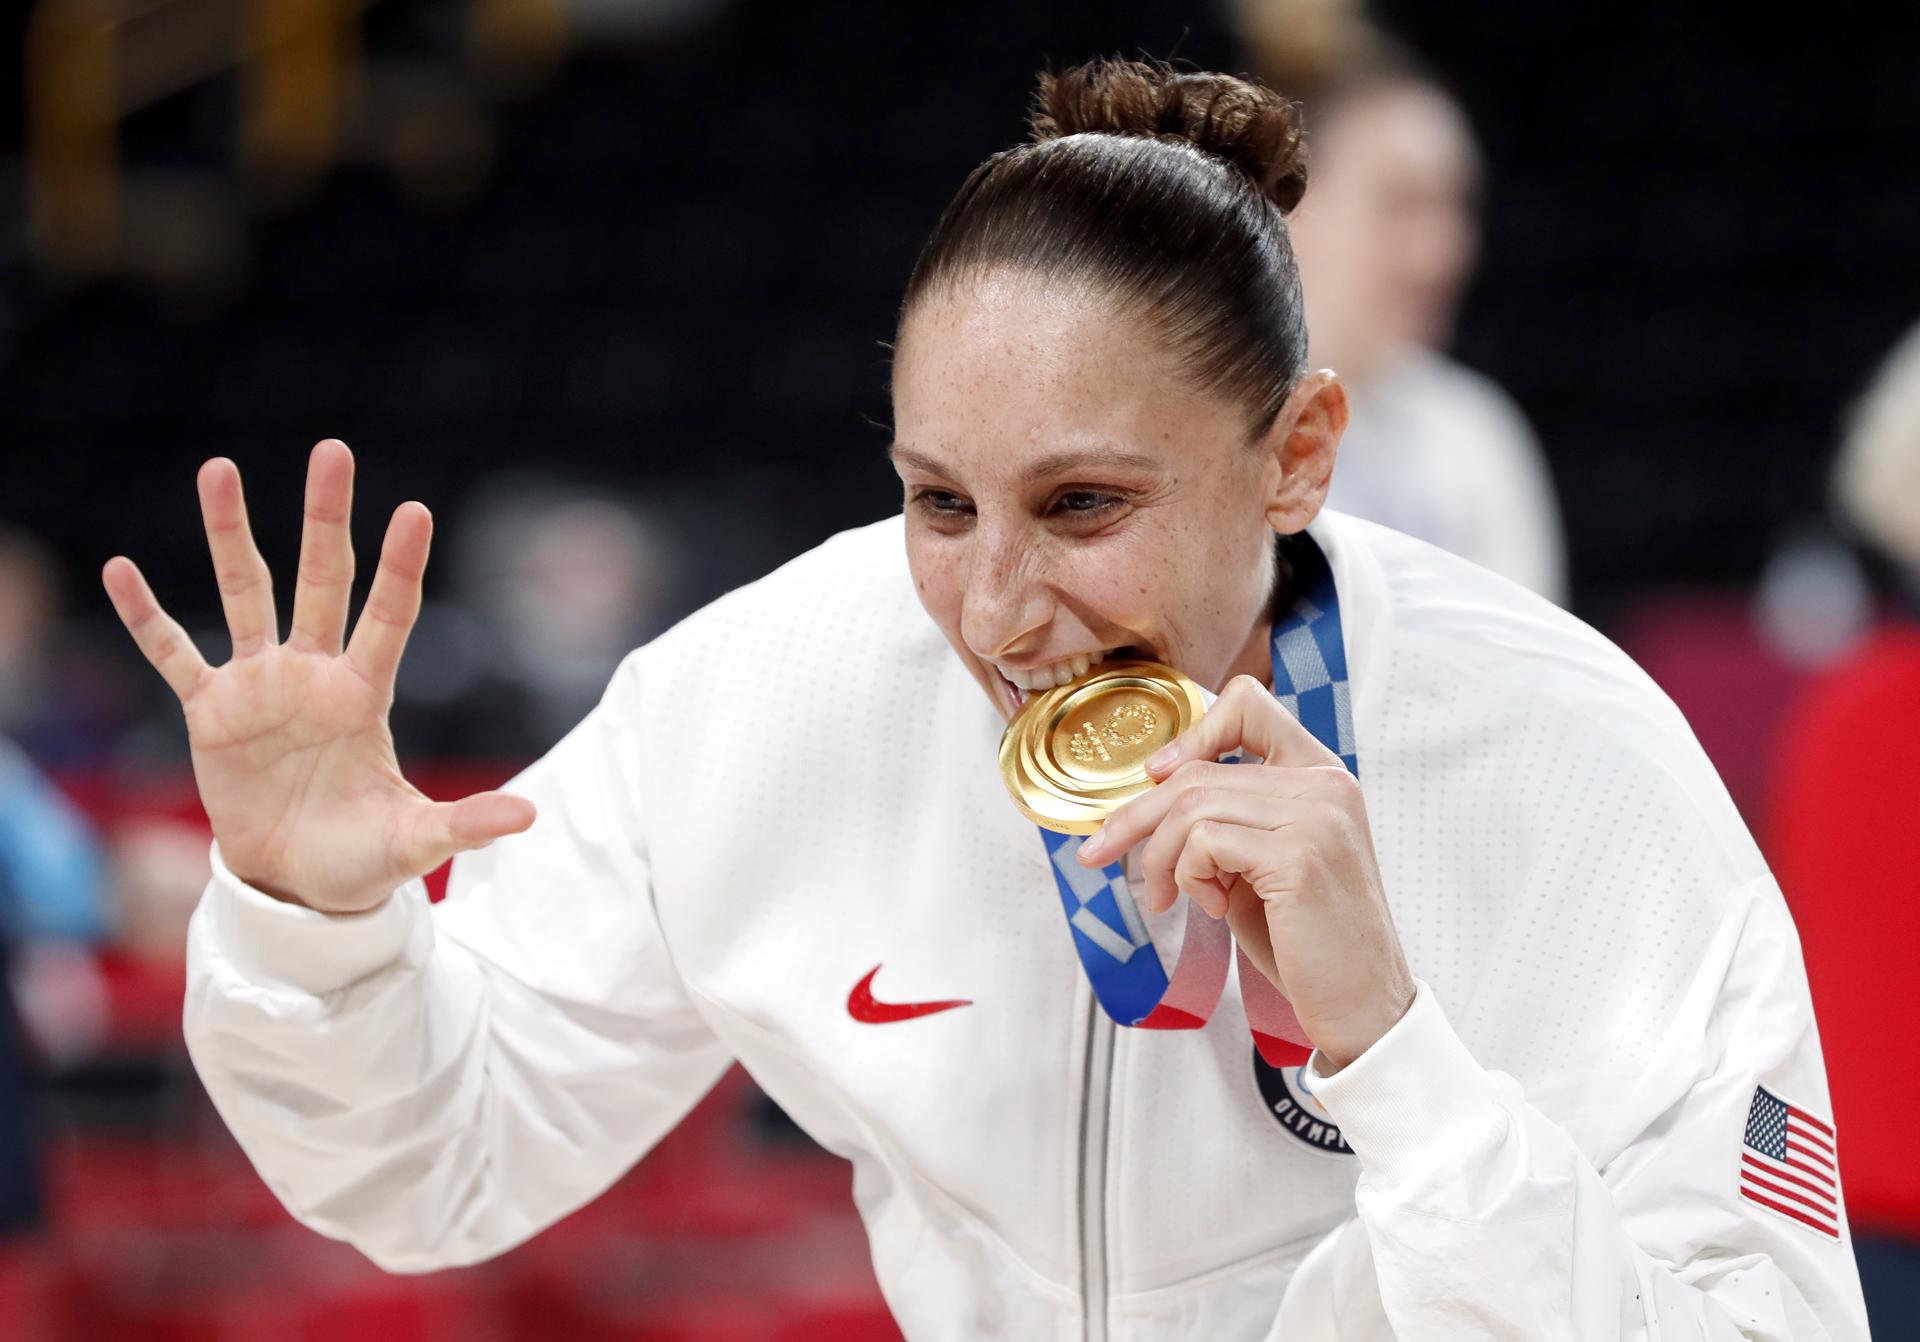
left=1040, top=534, right=1357, bottom=1030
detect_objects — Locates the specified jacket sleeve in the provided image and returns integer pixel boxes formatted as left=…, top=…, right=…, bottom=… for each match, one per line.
left=182, top=650, right=734, bottom=1272
left=1269, top=879, right=1870, bottom=1340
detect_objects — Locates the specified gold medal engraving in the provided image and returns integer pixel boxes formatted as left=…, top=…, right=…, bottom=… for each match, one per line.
left=999, top=660, right=1205, bottom=834
left=1066, top=702, right=1157, bottom=764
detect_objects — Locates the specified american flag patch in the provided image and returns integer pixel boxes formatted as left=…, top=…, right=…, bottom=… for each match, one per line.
left=1739, top=1086, right=1839, bottom=1240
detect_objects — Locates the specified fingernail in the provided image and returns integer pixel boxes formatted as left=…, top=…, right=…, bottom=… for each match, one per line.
left=1076, top=835, right=1105, bottom=864
left=1147, top=743, right=1179, bottom=772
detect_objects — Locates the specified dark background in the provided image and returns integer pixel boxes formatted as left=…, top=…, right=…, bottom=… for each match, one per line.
left=5, top=0, right=1917, bottom=648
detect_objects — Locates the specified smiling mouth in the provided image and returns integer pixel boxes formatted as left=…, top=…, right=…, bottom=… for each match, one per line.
left=993, top=644, right=1155, bottom=714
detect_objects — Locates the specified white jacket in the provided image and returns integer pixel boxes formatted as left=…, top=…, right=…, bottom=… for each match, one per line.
left=183, top=510, right=1869, bottom=1340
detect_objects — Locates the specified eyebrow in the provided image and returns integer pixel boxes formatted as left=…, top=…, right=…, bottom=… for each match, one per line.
left=887, top=444, right=1165, bottom=481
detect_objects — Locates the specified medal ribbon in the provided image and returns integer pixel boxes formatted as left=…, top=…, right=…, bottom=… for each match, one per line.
left=1038, top=535, right=1356, bottom=1065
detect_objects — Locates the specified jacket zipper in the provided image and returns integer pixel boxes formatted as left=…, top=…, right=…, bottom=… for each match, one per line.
left=1078, top=988, right=1116, bottom=1342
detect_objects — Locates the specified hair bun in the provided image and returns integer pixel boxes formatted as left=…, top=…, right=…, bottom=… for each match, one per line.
left=1031, top=57, right=1309, bottom=214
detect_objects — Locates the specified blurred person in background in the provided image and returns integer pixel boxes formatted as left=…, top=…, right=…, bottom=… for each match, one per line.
left=449, top=480, right=678, bottom=750
left=106, top=818, right=214, bottom=967
left=0, top=531, right=120, bottom=1238
left=1768, top=319, right=1920, bottom=1339
left=371, top=478, right=680, bottom=761
left=0, top=736, right=114, bottom=1236
left=1240, top=0, right=1569, bottom=604
left=0, top=529, right=138, bottom=769
left=0, top=536, right=61, bottom=750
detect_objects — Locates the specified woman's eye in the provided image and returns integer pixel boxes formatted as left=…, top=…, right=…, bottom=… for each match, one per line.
left=913, top=489, right=972, bottom=516
left=1056, top=491, right=1122, bottom=516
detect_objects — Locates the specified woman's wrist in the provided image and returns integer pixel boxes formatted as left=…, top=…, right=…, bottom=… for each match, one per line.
left=1311, top=974, right=1417, bottom=1074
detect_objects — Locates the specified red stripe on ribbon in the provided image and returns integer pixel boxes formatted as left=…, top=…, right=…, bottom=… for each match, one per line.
left=1136, top=1003, right=1207, bottom=1030
left=1251, top=1031, right=1312, bottom=1068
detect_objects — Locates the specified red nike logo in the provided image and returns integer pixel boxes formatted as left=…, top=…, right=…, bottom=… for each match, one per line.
left=847, top=965, right=972, bottom=1024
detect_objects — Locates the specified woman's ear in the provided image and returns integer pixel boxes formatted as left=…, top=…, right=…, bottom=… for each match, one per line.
left=1261, top=370, right=1349, bottom=534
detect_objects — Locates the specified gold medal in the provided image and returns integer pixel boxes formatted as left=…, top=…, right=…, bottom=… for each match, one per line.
left=999, top=660, right=1206, bottom=834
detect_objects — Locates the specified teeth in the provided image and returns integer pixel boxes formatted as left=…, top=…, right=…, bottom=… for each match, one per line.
left=999, top=647, right=1115, bottom=692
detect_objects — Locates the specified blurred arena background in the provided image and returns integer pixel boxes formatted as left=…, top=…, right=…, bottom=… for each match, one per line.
left=1, top=0, right=1918, bottom=1337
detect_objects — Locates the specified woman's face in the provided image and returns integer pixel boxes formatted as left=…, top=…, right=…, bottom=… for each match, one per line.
left=1287, top=81, right=1481, bottom=374
left=890, top=269, right=1339, bottom=720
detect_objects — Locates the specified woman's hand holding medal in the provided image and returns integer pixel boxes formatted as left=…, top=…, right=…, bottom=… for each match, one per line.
left=1075, top=675, right=1415, bottom=1071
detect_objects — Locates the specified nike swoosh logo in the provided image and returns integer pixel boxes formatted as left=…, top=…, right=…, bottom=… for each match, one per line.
left=847, top=965, right=972, bottom=1024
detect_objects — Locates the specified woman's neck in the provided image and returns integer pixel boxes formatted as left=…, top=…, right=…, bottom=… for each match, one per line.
left=1220, top=619, right=1276, bottom=691
left=1216, top=533, right=1297, bottom=691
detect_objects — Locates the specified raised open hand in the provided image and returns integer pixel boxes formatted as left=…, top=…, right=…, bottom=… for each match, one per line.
left=101, top=439, right=536, bottom=913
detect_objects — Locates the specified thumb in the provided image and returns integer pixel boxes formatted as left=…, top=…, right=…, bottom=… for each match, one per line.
left=426, top=790, right=538, bottom=860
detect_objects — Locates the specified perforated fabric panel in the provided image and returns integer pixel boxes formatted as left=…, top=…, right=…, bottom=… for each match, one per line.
left=559, top=510, right=1793, bottom=1337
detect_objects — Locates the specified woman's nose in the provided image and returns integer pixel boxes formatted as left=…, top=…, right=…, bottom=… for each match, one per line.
left=959, top=531, right=1051, bottom=659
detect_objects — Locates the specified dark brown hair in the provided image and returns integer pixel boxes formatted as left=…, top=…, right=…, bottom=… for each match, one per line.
left=898, top=57, right=1312, bottom=437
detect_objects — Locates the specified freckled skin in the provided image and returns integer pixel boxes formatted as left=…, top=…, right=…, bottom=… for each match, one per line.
left=889, top=267, right=1351, bottom=719
left=890, top=267, right=1416, bottom=1064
